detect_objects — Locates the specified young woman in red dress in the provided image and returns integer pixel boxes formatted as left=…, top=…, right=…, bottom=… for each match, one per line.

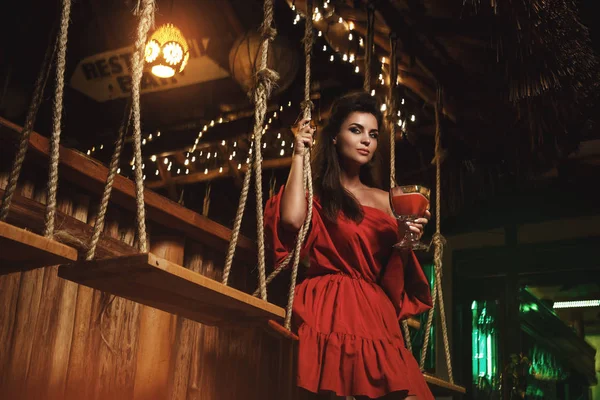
left=264, top=92, right=435, bottom=400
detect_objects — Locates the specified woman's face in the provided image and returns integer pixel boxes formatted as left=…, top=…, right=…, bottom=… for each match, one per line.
left=334, top=111, right=379, bottom=166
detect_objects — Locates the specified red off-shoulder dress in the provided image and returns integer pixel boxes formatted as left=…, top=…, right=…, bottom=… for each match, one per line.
left=264, top=188, right=435, bottom=399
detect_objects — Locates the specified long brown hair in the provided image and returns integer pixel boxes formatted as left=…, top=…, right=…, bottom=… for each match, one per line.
left=312, top=91, right=385, bottom=223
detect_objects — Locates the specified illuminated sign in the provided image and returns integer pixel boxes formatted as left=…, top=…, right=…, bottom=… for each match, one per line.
left=70, top=38, right=229, bottom=102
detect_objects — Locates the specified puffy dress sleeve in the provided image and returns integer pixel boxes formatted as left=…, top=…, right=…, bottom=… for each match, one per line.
left=380, top=250, right=433, bottom=320
left=264, top=186, right=321, bottom=266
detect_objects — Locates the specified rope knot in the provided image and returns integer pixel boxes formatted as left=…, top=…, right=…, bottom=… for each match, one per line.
left=300, top=100, right=314, bottom=114
left=260, top=24, right=277, bottom=42
left=432, top=232, right=446, bottom=248
left=251, top=68, right=280, bottom=101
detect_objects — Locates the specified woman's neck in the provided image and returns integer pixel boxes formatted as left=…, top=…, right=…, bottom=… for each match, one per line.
left=339, top=168, right=364, bottom=192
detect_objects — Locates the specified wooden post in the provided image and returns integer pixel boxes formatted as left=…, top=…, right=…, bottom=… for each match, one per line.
left=132, top=235, right=183, bottom=400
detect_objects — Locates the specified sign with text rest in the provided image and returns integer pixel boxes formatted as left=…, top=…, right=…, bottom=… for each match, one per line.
left=70, top=38, right=229, bottom=102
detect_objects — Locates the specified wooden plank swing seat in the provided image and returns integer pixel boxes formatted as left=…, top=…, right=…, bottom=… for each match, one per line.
left=0, top=220, right=78, bottom=275
left=423, top=373, right=466, bottom=396
left=58, top=252, right=286, bottom=326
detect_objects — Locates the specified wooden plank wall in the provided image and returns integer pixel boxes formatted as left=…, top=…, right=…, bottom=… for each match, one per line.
left=0, top=147, right=297, bottom=399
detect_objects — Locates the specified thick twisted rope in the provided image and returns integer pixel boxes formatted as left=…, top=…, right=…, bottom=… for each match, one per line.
left=0, top=29, right=57, bottom=221
left=402, top=319, right=413, bottom=352
left=283, top=0, right=314, bottom=331
left=420, top=266, right=437, bottom=369
left=44, top=0, right=72, bottom=238
left=86, top=101, right=132, bottom=260
left=418, top=86, right=453, bottom=383
left=251, top=2, right=315, bottom=300
left=363, top=2, right=375, bottom=92
left=222, top=150, right=254, bottom=284
left=222, top=0, right=278, bottom=302
left=385, top=31, right=410, bottom=349
left=388, top=33, right=398, bottom=189
left=252, top=1, right=278, bottom=301
left=129, top=0, right=155, bottom=253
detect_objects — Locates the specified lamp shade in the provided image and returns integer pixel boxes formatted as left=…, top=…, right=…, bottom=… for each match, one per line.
left=228, top=31, right=299, bottom=96
left=145, top=23, right=190, bottom=78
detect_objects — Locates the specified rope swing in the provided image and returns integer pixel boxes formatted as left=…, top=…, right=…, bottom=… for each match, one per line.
left=283, top=0, right=314, bottom=331
left=129, top=0, right=156, bottom=253
left=0, top=0, right=71, bottom=240
left=237, top=0, right=315, bottom=333
left=418, top=85, right=454, bottom=384
left=58, top=0, right=284, bottom=330
left=0, top=29, right=56, bottom=222
left=222, top=0, right=279, bottom=303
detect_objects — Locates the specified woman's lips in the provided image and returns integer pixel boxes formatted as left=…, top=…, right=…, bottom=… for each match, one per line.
left=357, top=149, right=370, bottom=156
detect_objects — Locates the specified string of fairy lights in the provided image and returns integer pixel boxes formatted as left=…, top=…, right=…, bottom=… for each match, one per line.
left=84, top=0, right=419, bottom=184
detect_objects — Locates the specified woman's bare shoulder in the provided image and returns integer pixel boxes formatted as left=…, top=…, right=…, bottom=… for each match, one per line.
left=367, top=187, right=393, bottom=215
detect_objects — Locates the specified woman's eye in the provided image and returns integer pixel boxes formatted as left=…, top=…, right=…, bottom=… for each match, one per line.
left=350, top=127, right=360, bottom=134
left=370, top=133, right=379, bottom=139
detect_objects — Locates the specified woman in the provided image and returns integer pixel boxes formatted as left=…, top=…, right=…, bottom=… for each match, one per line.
left=264, top=92, right=434, bottom=400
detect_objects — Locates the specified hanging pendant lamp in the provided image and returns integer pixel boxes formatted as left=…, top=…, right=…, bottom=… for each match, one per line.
left=145, top=23, right=189, bottom=78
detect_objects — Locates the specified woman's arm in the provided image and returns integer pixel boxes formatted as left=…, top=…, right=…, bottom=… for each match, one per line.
left=280, top=118, right=314, bottom=231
